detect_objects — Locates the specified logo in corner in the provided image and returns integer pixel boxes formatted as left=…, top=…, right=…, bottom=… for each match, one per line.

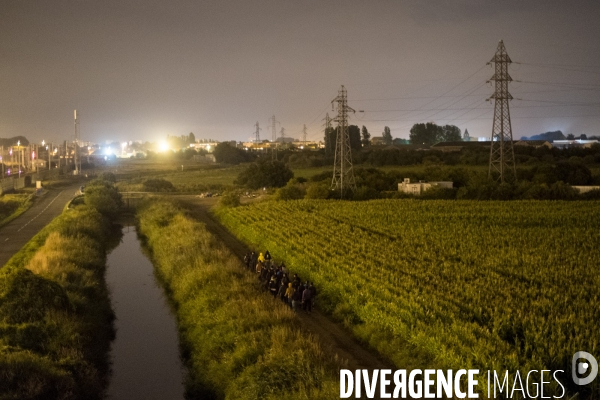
left=572, top=351, right=598, bottom=386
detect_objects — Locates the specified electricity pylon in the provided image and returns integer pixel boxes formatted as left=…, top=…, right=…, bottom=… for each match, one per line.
left=487, top=40, right=516, bottom=183
left=269, top=115, right=278, bottom=142
left=254, top=121, right=261, bottom=143
left=302, top=124, right=307, bottom=147
left=331, top=85, right=357, bottom=197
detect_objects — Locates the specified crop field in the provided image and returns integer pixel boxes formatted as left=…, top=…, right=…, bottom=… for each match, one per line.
left=215, top=199, right=600, bottom=396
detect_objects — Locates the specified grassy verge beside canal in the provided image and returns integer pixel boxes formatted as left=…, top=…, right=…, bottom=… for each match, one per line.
left=0, top=193, right=33, bottom=229
left=0, top=180, right=120, bottom=399
left=136, top=199, right=342, bottom=400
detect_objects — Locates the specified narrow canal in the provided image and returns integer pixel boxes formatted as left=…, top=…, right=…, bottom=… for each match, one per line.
left=106, top=226, right=185, bottom=400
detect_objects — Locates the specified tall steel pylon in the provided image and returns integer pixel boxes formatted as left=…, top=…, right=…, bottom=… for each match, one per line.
left=487, top=40, right=516, bottom=183
left=268, top=115, right=278, bottom=142
left=279, top=127, right=285, bottom=142
left=302, top=124, right=307, bottom=147
left=254, top=121, right=261, bottom=143
left=331, top=85, right=357, bottom=197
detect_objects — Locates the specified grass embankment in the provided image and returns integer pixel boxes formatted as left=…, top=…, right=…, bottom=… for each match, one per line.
left=0, top=193, right=33, bottom=229
left=215, top=199, right=600, bottom=398
left=136, top=200, right=342, bottom=400
left=0, top=183, right=118, bottom=399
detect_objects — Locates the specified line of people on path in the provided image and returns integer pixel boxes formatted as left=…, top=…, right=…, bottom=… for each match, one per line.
left=243, top=250, right=317, bottom=314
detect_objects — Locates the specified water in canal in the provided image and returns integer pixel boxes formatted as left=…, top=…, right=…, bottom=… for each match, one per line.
left=106, top=226, right=185, bottom=400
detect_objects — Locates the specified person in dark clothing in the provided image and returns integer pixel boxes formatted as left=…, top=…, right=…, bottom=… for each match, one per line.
left=269, top=277, right=278, bottom=297
left=264, top=250, right=271, bottom=262
left=277, top=281, right=287, bottom=302
left=302, top=284, right=312, bottom=313
left=243, top=252, right=251, bottom=269
left=291, top=287, right=302, bottom=312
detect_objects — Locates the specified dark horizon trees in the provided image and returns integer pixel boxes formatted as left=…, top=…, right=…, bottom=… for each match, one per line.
left=409, top=123, right=462, bottom=145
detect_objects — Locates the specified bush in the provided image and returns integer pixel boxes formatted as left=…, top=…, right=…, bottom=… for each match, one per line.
left=235, top=159, right=294, bottom=189
left=274, top=179, right=305, bottom=200
left=213, top=142, right=253, bottom=165
left=142, top=178, right=175, bottom=192
left=305, top=183, right=330, bottom=199
left=84, top=180, right=123, bottom=217
left=219, top=191, right=241, bottom=207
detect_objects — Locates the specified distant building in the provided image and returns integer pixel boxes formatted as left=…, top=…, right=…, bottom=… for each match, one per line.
left=189, top=142, right=219, bottom=152
left=552, top=139, right=599, bottom=149
left=573, top=185, right=600, bottom=194
left=430, top=141, right=490, bottom=152
left=191, top=154, right=216, bottom=163
left=398, top=178, right=453, bottom=195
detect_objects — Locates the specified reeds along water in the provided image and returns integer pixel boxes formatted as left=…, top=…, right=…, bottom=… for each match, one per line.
left=0, top=206, right=115, bottom=400
left=136, top=199, right=343, bottom=400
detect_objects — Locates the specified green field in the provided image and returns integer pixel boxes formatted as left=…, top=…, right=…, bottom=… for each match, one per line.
left=215, top=199, right=600, bottom=397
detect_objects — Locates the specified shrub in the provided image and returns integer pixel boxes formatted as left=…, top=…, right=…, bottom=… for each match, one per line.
left=274, top=179, right=305, bottom=200
left=235, top=159, right=294, bottom=189
left=84, top=182, right=123, bottom=217
left=305, top=183, right=330, bottom=199
left=219, top=191, right=241, bottom=207
left=142, top=178, right=175, bottom=192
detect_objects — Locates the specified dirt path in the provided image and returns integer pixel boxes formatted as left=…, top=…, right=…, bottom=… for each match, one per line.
left=177, top=197, right=395, bottom=374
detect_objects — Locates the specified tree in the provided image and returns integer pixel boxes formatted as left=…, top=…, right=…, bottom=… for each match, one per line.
left=567, top=133, right=575, bottom=140
left=409, top=123, right=441, bottom=145
left=440, top=125, right=462, bottom=142
left=324, top=127, right=336, bottom=157
left=213, top=142, right=252, bottom=164
left=382, top=126, right=393, bottom=146
left=188, top=132, right=196, bottom=143
left=580, top=134, right=588, bottom=140
left=348, top=125, right=361, bottom=150
left=324, top=125, right=361, bottom=156
left=361, top=126, right=371, bottom=147
left=235, top=159, right=294, bottom=189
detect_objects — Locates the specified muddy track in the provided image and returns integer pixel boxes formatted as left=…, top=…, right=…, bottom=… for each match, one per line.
left=177, top=197, right=395, bottom=374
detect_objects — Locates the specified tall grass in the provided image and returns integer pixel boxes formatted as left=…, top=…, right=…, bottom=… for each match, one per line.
left=0, top=194, right=32, bottom=229
left=136, top=200, right=342, bottom=399
left=0, top=187, right=116, bottom=399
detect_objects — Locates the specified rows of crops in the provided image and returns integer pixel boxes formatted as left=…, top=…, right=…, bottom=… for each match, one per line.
left=215, top=200, right=600, bottom=397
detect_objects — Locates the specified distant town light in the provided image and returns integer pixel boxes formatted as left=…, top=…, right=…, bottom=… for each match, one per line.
left=159, top=141, right=169, bottom=152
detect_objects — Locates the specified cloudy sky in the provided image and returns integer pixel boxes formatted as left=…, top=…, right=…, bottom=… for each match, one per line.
left=1, top=0, right=599, bottom=144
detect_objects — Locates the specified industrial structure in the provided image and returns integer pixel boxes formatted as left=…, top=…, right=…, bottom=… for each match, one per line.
left=487, top=40, right=516, bottom=183
left=330, top=85, right=357, bottom=197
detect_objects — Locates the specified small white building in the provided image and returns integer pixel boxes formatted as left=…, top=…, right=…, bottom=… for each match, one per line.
left=398, top=178, right=453, bottom=195
left=573, top=185, right=600, bottom=194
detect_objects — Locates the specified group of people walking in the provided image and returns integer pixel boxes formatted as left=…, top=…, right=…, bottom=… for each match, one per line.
left=243, top=250, right=317, bottom=313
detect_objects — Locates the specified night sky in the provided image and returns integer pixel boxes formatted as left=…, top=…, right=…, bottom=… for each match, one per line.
left=1, top=0, right=599, bottom=144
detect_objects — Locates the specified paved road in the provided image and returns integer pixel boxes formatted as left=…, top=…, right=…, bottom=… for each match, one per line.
left=0, top=185, right=79, bottom=268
